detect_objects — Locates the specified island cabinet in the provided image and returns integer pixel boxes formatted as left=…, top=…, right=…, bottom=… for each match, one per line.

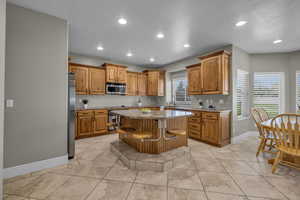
left=186, top=50, right=230, bottom=95
left=76, top=109, right=108, bottom=139
left=187, top=110, right=231, bottom=147
left=103, top=63, right=127, bottom=84
left=69, top=63, right=106, bottom=95
left=144, top=70, right=165, bottom=96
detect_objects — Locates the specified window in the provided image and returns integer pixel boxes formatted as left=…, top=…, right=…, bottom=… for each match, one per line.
left=236, top=69, right=249, bottom=120
left=253, top=72, right=284, bottom=118
left=172, top=77, right=191, bottom=105
left=296, top=71, right=300, bottom=112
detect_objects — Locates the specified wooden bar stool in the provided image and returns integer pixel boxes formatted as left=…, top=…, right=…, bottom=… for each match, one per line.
left=167, top=129, right=186, bottom=136
left=131, top=131, right=153, bottom=140
left=116, top=127, right=136, bottom=135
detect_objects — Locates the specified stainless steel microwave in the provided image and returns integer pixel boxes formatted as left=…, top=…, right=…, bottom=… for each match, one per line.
left=106, top=83, right=126, bottom=95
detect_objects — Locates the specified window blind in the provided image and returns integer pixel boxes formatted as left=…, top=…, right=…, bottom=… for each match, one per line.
left=296, top=71, right=300, bottom=112
left=236, top=69, right=249, bottom=119
left=253, top=72, right=283, bottom=118
left=172, top=78, right=191, bottom=105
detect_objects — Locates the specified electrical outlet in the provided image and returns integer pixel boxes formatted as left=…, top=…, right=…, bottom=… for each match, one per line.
left=6, top=99, right=14, bottom=108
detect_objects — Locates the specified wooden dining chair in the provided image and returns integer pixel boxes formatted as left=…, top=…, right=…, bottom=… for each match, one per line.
left=271, top=114, right=300, bottom=173
left=251, top=108, right=275, bottom=156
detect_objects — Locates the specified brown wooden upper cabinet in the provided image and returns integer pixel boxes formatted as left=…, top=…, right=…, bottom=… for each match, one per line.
left=127, top=72, right=148, bottom=96
left=69, top=63, right=105, bottom=95
left=187, top=64, right=202, bottom=95
left=187, top=50, right=230, bottom=95
left=103, top=63, right=127, bottom=84
left=144, top=70, right=165, bottom=96
left=137, top=72, right=147, bottom=96
left=127, top=72, right=138, bottom=96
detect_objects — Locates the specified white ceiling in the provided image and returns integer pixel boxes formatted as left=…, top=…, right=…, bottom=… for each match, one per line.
left=7, top=0, right=300, bottom=67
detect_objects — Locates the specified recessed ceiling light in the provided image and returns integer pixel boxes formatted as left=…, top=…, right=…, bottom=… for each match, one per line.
left=118, top=17, right=127, bottom=25
left=156, top=33, right=165, bottom=39
left=126, top=52, right=133, bottom=57
left=184, top=44, right=190, bottom=48
left=273, top=39, right=282, bottom=44
left=235, top=21, right=248, bottom=27
left=150, top=58, right=155, bottom=62
left=97, top=46, right=104, bottom=51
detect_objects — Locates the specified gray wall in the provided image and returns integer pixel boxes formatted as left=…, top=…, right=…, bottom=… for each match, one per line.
left=69, top=53, right=159, bottom=108
left=248, top=51, right=300, bottom=130
left=4, top=4, right=68, bottom=168
left=288, top=51, right=300, bottom=112
left=0, top=0, right=6, bottom=196
left=231, top=46, right=251, bottom=137
left=250, top=53, right=291, bottom=113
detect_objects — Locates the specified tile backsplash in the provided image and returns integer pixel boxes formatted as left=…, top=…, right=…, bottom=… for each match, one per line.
left=190, top=95, right=232, bottom=109
left=75, top=95, right=159, bottom=108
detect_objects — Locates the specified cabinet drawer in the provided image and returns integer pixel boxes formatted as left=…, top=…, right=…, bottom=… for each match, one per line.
left=188, top=123, right=201, bottom=130
left=188, top=117, right=201, bottom=123
left=188, top=128, right=201, bottom=139
left=193, top=112, right=202, bottom=117
left=77, top=110, right=93, bottom=117
left=94, top=110, right=108, bottom=115
left=202, top=112, right=219, bottom=120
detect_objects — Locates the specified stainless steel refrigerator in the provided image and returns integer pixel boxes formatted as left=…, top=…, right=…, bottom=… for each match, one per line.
left=68, top=73, right=76, bottom=159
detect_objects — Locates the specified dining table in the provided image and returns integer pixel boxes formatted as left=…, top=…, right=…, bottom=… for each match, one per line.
left=261, top=118, right=300, bottom=165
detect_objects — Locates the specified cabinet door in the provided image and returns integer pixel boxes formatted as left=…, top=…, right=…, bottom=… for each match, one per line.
left=106, top=65, right=118, bottom=83
left=137, top=73, right=147, bottom=96
left=77, top=113, right=93, bottom=138
left=117, top=67, right=127, bottom=84
left=147, top=71, right=158, bottom=96
left=69, top=65, right=89, bottom=95
left=158, top=71, right=165, bottom=96
left=127, top=72, right=138, bottom=96
left=201, top=118, right=219, bottom=144
left=89, top=68, right=105, bottom=95
left=94, top=113, right=107, bottom=134
left=201, top=55, right=221, bottom=94
left=187, top=66, right=201, bottom=95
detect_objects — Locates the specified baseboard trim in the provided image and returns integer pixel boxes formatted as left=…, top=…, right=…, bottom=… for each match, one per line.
left=3, top=155, right=68, bottom=179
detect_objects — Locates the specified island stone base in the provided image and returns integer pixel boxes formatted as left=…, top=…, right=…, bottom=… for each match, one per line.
left=111, top=140, right=191, bottom=172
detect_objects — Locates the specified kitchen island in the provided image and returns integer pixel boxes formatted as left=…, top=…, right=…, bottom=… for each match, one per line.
left=111, top=109, right=193, bottom=154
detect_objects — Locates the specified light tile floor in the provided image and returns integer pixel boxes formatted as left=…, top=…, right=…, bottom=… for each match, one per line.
left=4, top=132, right=300, bottom=200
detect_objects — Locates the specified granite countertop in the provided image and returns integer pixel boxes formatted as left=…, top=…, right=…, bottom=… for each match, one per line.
left=111, top=110, right=193, bottom=119
left=75, top=105, right=231, bottom=113
left=169, top=106, right=231, bottom=113
left=75, top=105, right=158, bottom=111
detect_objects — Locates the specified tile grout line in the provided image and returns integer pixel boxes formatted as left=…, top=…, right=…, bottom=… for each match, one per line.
left=124, top=168, right=138, bottom=200
left=82, top=158, right=118, bottom=200
left=218, top=157, right=249, bottom=199
left=262, top=175, right=291, bottom=200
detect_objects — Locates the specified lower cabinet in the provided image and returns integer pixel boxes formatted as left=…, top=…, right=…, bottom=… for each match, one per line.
left=188, top=111, right=231, bottom=147
left=201, top=118, right=219, bottom=144
left=76, top=109, right=108, bottom=139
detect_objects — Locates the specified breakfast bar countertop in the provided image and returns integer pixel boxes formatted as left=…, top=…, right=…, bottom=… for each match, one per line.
left=111, top=109, right=193, bottom=119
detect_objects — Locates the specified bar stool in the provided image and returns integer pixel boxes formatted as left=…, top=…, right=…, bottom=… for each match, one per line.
left=167, top=129, right=186, bottom=136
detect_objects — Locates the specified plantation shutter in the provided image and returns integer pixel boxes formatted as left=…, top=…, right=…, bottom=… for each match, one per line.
left=236, top=69, right=249, bottom=119
left=253, top=72, right=283, bottom=118
left=172, top=78, right=191, bottom=104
